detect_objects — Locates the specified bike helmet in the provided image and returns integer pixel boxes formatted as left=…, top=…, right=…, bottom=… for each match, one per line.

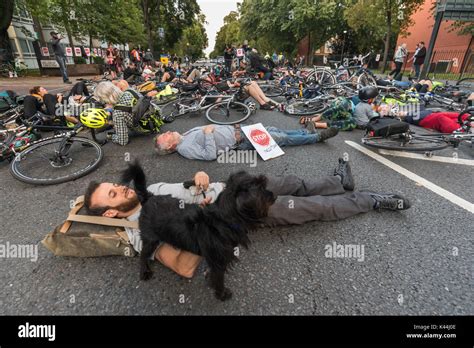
left=80, top=108, right=108, bottom=128
left=137, top=81, right=156, bottom=93
left=358, top=86, right=379, bottom=102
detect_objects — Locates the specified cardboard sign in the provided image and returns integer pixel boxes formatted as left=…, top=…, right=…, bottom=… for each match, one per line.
left=74, top=47, right=82, bottom=57
left=65, top=47, right=73, bottom=57
left=160, top=56, right=169, bottom=65
left=84, top=47, right=90, bottom=57
left=236, top=48, right=244, bottom=57
left=41, top=47, right=49, bottom=56
left=241, top=123, right=285, bottom=161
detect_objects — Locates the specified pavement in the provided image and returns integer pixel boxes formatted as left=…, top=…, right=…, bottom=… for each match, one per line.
left=0, top=77, right=472, bottom=315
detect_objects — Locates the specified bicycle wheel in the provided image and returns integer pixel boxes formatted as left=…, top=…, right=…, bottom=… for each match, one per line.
left=285, top=99, right=329, bottom=116
left=362, top=134, right=449, bottom=152
left=456, top=77, right=474, bottom=92
left=357, top=72, right=377, bottom=88
left=10, top=136, right=103, bottom=185
left=259, top=84, right=284, bottom=97
left=159, top=97, right=197, bottom=120
left=0, top=63, right=13, bottom=78
left=305, top=69, right=336, bottom=86
left=206, top=101, right=251, bottom=125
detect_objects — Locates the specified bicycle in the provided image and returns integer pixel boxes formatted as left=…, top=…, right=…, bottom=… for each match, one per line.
left=4, top=115, right=105, bottom=185
left=361, top=107, right=474, bottom=154
left=159, top=81, right=252, bottom=125
left=0, top=59, right=28, bottom=78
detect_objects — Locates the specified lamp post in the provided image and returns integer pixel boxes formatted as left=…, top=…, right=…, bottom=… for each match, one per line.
left=340, top=30, right=347, bottom=65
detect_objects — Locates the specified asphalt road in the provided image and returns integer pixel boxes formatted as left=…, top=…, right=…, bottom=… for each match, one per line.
left=0, top=78, right=472, bottom=315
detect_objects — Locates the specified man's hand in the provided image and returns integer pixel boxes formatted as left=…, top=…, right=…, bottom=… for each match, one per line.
left=194, top=171, right=209, bottom=191
left=203, top=125, right=215, bottom=134
left=199, top=196, right=212, bottom=207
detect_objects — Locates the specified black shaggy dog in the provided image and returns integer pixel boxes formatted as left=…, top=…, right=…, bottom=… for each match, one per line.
left=121, top=162, right=276, bottom=301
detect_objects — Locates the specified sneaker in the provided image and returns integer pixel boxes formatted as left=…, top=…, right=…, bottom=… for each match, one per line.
left=363, top=191, right=411, bottom=211
left=318, top=127, right=339, bottom=142
left=64, top=80, right=72, bottom=84
left=334, top=158, right=354, bottom=191
left=305, top=120, right=316, bottom=134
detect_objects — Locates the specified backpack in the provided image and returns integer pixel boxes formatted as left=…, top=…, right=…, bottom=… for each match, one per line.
left=366, top=117, right=409, bottom=137
left=0, top=90, right=18, bottom=113
left=114, top=89, right=164, bottom=134
left=42, top=195, right=138, bottom=258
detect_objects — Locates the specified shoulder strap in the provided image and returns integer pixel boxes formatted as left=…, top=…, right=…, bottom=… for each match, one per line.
left=59, top=195, right=139, bottom=233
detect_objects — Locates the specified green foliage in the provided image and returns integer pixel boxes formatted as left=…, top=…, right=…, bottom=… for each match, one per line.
left=211, top=11, right=243, bottom=57
left=73, top=56, right=86, bottom=64
left=172, top=13, right=208, bottom=59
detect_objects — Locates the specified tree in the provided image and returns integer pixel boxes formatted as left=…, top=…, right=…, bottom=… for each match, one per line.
left=172, top=13, right=208, bottom=59
left=140, top=0, right=201, bottom=54
left=239, top=0, right=346, bottom=64
left=345, top=0, right=424, bottom=73
left=211, top=11, right=242, bottom=57
left=0, top=0, right=15, bottom=63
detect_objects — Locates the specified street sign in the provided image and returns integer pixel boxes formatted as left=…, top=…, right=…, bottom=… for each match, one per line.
left=41, top=47, right=49, bottom=57
left=65, top=47, right=73, bottom=57
left=241, top=123, right=285, bottom=161
left=40, top=60, right=59, bottom=68
left=74, top=47, right=82, bottom=57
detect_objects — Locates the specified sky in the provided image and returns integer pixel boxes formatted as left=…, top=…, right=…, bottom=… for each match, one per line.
left=196, top=0, right=239, bottom=56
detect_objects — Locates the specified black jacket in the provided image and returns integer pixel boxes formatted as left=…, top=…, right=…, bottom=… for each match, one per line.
left=414, top=47, right=426, bottom=65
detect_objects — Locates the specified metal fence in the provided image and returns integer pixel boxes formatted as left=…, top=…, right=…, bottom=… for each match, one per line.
left=419, top=49, right=473, bottom=81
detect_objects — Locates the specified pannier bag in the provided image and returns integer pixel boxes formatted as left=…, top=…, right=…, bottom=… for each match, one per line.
left=42, top=196, right=138, bottom=257
left=366, top=117, right=409, bottom=137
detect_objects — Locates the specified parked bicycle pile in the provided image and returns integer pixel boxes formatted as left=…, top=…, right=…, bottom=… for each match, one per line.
left=1, top=50, right=473, bottom=185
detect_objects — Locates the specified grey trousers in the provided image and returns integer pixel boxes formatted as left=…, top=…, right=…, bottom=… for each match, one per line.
left=264, top=175, right=374, bottom=227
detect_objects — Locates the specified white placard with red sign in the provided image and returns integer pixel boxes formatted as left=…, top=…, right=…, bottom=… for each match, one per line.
left=84, top=47, right=90, bottom=57
left=41, top=47, right=49, bottom=56
left=241, top=123, right=285, bottom=161
left=74, top=47, right=82, bottom=57
left=65, top=47, right=73, bottom=57
left=236, top=48, right=244, bottom=57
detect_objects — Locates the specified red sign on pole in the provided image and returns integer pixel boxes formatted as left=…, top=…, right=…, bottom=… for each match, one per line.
left=65, top=47, right=73, bottom=57
left=84, top=47, right=90, bottom=57
left=41, top=47, right=49, bottom=56
left=74, top=47, right=82, bottom=57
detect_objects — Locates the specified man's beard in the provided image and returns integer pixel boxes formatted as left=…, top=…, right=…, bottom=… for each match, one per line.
left=114, top=195, right=140, bottom=213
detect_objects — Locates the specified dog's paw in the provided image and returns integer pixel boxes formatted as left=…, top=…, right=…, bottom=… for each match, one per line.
left=140, top=269, right=153, bottom=281
left=215, top=287, right=233, bottom=301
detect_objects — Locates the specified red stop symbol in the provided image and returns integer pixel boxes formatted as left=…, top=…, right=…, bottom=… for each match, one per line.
left=250, top=129, right=270, bottom=147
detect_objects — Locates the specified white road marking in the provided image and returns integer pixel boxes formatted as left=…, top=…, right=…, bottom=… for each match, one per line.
left=377, top=149, right=474, bottom=166
left=346, top=141, right=474, bottom=213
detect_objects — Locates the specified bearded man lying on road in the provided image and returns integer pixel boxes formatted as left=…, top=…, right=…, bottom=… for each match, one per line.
left=83, top=159, right=410, bottom=278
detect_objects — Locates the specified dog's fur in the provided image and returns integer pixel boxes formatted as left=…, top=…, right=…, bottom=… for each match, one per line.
left=121, top=162, right=275, bottom=301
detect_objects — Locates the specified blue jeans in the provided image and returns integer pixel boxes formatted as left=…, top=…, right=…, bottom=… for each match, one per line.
left=55, top=56, right=69, bottom=82
left=238, top=127, right=320, bottom=150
